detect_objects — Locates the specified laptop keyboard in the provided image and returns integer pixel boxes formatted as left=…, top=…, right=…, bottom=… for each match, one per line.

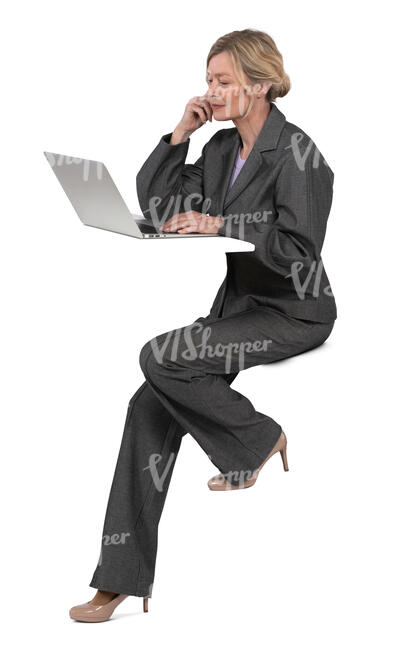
left=138, top=222, right=159, bottom=234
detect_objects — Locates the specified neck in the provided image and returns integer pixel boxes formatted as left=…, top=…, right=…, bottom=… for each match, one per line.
left=233, top=101, right=271, bottom=157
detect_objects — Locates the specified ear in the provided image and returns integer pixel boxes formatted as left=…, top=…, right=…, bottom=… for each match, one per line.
left=257, top=82, right=272, bottom=99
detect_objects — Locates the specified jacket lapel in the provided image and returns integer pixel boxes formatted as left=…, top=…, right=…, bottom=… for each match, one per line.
left=218, top=133, right=241, bottom=213
left=216, top=102, right=287, bottom=213
left=222, top=145, right=263, bottom=211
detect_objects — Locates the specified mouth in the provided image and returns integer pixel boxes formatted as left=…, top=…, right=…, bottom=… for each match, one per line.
left=212, top=104, right=224, bottom=110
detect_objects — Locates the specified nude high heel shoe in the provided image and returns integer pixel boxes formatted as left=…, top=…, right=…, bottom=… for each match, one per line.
left=69, top=593, right=149, bottom=622
left=207, top=430, right=289, bottom=491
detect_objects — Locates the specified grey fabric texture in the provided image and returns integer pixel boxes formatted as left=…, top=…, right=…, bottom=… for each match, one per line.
left=90, top=309, right=334, bottom=597
left=136, top=102, right=337, bottom=323
left=89, top=105, right=337, bottom=597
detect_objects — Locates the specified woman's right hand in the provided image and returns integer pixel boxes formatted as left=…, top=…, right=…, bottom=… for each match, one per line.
left=172, top=96, right=213, bottom=142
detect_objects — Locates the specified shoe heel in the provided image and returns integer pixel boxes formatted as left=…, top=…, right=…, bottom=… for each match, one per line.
left=143, top=597, right=149, bottom=613
left=280, top=444, right=289, bottom=471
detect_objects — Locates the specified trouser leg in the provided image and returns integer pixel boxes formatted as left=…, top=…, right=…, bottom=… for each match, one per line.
left=139, top=307, right=329, bottom=485
left=89, top=380, right=186, bottom=597
left=89, top=307, right=334, bottom=595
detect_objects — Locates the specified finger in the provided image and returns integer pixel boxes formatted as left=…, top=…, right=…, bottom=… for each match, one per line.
left=177, top=225, right=198, bottom=234
left=178, top=220, right=197, bottom=230
left=162, top=223, right=179, bottom=232
left=160, top=220, right=174, bottom=231
left=162, top=211, right=202, bottom=231
left=161, top=214, right=188, bottom=231
left=177, top=217, right=204, bottom=233
left=191, top=103, right=207, bottom=125
left=177, top=215, right=203, bottom=232
left=196, top=97, right=212, bottom=122
left=161, top=214, right=185, bottom=228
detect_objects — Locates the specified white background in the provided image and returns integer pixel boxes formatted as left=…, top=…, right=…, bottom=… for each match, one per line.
left=1, top=1, right=397, bottom=648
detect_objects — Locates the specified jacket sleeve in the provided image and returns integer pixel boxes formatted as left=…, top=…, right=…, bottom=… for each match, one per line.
left=136, top=132, right=210, bottom=226
left=218, top=148, right=334, bottom=276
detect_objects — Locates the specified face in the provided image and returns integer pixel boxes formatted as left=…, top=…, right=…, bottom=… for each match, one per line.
left=205, top=51, right=266, bottom=120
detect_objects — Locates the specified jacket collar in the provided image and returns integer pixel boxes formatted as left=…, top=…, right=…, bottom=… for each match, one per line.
left=251, top=101, right=286, bottom=152
left=216, top=102, right=286, bottom=212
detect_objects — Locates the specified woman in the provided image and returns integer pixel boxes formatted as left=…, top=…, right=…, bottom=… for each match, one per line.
left=69, top=28, right=337, bottom=622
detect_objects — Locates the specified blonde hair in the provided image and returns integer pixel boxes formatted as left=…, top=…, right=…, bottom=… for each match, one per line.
left=206, top=29, right=290, bottom=117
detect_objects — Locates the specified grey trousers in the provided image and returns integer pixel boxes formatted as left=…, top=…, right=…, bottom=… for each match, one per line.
left=89, top=306, right=335, bottom=597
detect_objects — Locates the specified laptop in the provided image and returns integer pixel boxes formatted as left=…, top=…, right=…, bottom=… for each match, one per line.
left=43, top=151, right=219, bottom=239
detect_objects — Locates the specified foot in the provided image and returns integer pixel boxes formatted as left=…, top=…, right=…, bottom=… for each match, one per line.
left=69, top=591, right=128, bottom=622
left=89, top=590, right=117, bottom=605
left=207, top=430, right=288, bottom=490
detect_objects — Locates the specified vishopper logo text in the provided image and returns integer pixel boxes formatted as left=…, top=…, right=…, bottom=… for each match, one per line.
left=148, top=321, right=273, bottom=373
left=204, top=82, right=272, bottom=119
left=143, top=449, right=216, bottom=492
left=142, top=449, right=263, bottom=493
left=144, top=193, right=214, bottom=229
left=143, top=195, right=271, bottom=234
left=45, top=152, right=104, bottom=181
left=143, top=452, right=177, bottom=492
left=285, top=133, right=332, bottom=171
left=219, top=208, right=272, bottom=238
left=98, top=531, right=131, bottom=566
left=285, top=260, right=333, bottom=299
left=217, top=468, right=258, bottom=489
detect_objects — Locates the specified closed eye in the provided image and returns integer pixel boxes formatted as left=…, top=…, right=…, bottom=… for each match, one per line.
left=206, top=79, right=228, bottom=86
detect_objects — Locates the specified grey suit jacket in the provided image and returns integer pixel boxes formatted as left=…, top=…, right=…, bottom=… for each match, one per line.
left=136, top=102, right=337, bottom=323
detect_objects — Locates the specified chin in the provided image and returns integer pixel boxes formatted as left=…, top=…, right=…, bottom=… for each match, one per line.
left=213, top=109, right=241, bottom=121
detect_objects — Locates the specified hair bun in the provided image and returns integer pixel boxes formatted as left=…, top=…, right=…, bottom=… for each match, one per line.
left=278, top=72, right=291, bottom=98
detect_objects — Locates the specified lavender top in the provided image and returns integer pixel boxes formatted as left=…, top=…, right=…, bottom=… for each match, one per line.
left=228, top=147, right=246, bottom=190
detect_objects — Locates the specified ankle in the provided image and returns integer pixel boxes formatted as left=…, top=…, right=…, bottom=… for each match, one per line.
left=90, top=589, right=117, bottom=605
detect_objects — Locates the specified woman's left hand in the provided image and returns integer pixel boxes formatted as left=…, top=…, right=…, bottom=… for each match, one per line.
left=160, top=211, right=223, bottom=234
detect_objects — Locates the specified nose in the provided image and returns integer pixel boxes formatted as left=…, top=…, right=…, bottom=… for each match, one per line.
left=206, top=87, right=219, bottom=101
left=206, top=79, right=219, bottom=96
